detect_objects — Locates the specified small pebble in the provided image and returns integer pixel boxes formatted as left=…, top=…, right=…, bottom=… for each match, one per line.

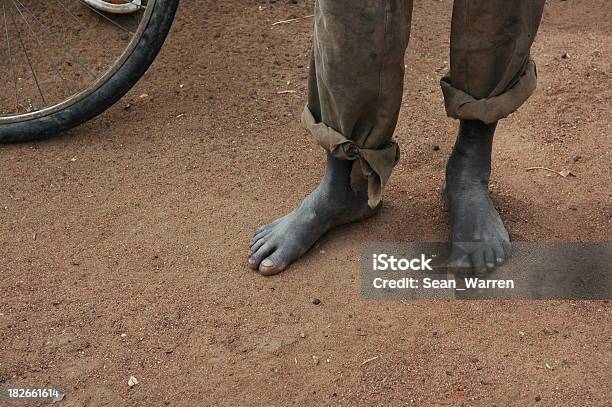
left=479, top=379, right=491, bottom=385
left=432, top=144, right=440, bottom=151
left=127, top=376, right=138, bottom=388
left=535, top=395, right=541, bottom=402
left=312, top=298, right=321, bottom=305
left=571, top=154, right=581, bottom=162
left=561, top=52, right=569, bottom=59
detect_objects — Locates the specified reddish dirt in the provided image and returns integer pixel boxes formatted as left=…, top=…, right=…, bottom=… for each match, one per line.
left=1, top=1, right=611, bottom=406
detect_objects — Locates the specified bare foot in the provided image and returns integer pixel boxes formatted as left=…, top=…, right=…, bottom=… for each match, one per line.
left=248, top=156, right=378, bottom=275
left=445, top=120, right=512, bottom=274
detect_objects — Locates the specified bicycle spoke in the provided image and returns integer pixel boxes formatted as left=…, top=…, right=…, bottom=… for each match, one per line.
left=54, top=0, right=121, bottom=61
left=13, top=0, right=96, bottom=81
left=75, top=0, right=135, bottom=34
left=0, top=0, right=158, bottom=123
left=7, top=1, right=45, bottom=106
left=2, top=3, right=19, bottom=112
left=11, top=0, right=72, bottom=95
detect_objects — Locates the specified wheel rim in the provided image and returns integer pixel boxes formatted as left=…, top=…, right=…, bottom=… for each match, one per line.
left=0, top=0, right=155, bottom=124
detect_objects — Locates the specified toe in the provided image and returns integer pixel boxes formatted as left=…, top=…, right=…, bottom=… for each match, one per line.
left=259, top=251, right=289, bottom=276
left=492, top=240, right=505, bottom=265
left=250, top=228, right=272, bottom=247
left=248, top=242, right=274, bottom=270
left=253, top=227, right=266, bottom=239
left=249, top=236, right=268, bottom=255
left=254, top=223, right=271, bottom=235
left=470, top=250, right=487, bottom=275
left=448, top=253, right=471, bottom=270
left=484, top=247, right=496, bottom=271
left=448, top=246, right=471, bottom=270
left=251, top=228, right=271, bottom=245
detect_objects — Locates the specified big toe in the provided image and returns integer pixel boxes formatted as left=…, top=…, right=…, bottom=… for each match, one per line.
left=448, top=250, right=470, bottom=270
left=259, top=251, right=289, bottom=276
left=248, top=243, right=274, bottom=270
left=470, top=250, right=487, bottom=275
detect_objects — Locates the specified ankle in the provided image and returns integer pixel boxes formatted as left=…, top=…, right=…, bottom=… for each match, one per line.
left=320, top=155, right=355, bottom=192
left=446, top=152, right=491, bottom=182
left=446, top=120, right=497, bottom=187
left=453, top=120, right=495, bottom=157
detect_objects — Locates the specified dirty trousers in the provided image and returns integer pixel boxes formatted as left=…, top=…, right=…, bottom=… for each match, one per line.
left=301, top=0, right=545, bottom=208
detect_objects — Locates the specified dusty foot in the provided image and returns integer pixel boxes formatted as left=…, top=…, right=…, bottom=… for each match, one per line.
left=248, top=157, right=378, bottom=275
left=445, top=120, right=512, bottom=274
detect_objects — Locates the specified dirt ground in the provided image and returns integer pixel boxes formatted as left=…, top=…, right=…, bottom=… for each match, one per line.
left=1, top=0, right=611, bottom=406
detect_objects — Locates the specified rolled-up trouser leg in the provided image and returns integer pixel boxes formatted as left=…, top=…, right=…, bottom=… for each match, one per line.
left=440, top=0, right=545, bottom=123
left=302, top=0, right=413, bottom=208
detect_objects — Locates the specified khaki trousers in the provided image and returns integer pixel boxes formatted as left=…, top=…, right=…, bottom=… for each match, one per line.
left=301, top=0, right=545, bottom=207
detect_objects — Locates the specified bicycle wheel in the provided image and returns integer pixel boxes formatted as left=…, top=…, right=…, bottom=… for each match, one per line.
left=0, top=0, right=179, bottom=143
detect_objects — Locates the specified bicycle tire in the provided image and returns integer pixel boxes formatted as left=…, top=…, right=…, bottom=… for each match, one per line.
left=0, top=0, right=179, bottom=144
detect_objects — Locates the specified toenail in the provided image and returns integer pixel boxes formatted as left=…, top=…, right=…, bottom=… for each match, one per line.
left=261, top=259, right=274, bottom=268
left=496, top=257, right=503, bottom=263
left=248, top=258, right=255, bottom=265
